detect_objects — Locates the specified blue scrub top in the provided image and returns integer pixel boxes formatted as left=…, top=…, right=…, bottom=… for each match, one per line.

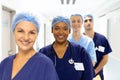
left=39, top=42, right=94, bottom=80
left=93, top=32, right=112, bottom=79
left=0, top=53, right=59, bottom=80
left=93, top=32, right=112, bottom=67
left=69, top=35, right=97, bottom=62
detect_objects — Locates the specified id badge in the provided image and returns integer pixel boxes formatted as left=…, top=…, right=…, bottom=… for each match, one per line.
left=98, top=46, right=105, bottom=52
left=74, top=62, right=84, bottom=71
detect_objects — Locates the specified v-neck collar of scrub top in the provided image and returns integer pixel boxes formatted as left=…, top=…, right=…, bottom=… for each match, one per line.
left=9, top=53, right=38, bottom=80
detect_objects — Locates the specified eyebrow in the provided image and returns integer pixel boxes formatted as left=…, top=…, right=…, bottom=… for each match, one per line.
left=84, top=19, right=92, bottom=22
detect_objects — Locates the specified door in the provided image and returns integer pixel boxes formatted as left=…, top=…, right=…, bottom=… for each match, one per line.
left=2, top=7, right=15, bottom=60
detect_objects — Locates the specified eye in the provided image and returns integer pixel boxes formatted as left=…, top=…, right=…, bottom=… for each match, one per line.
left=64, top=27, right=69, bottom=30
left=72, top=20, right=75, bottom=23
left=89, top=19, right=92, bottom=22
left=77, top=20, right=81, bottom=23
left=84, top=19, right=92, bottom=23
left=54, top=27, right=60, bottom=30
left=84, top=20, right=87, bottom=23
left=30, top=31, right=36, bottom=34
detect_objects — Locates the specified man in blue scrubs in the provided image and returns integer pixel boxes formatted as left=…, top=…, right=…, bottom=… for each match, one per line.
left=39, top=16, right=94, bottom=80
left=83, top=14, right=112, bottom=80
left=69, top=14, right=96, bottom=66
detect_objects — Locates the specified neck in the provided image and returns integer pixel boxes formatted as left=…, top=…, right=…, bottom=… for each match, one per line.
left=16, top=48, right=36, bottom=60
left=53, top=41, right=69, bottom=59
left=53, top=41, right=68, bottom=48
left=72, top=30, right=82, bottom=41
left=84, top=30, right=95, bottom=38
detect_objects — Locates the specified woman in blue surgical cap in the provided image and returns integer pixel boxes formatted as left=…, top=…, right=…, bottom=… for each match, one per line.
left=0, top=12, right=59, bottom=80
left=39, top=16, right=94, bottom=80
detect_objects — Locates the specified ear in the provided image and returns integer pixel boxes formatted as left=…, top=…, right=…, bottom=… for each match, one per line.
left=69, top=29, right=71, bottom=33
left=51, top=28, right=53, bottom=33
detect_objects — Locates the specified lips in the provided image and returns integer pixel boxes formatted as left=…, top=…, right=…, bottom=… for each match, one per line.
left=57, top=35, right=64, bottom=39
left=22, top=41, right=30, bottom=45
left=19, top=40, right=31, bottom=46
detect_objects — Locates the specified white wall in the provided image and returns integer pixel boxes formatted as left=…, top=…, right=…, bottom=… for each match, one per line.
left=94, top=16, right=107, bottom=37
left=0, top=0, right=24, bottom=62
left=0, top=2, right=2, bottom=61
left=107, top=9, right=120, bottom=61
left=95, top=0, right=120, bottom=61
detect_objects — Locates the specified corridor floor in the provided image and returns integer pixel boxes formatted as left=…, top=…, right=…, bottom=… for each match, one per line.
left=104, top=55, right=120, bottom=80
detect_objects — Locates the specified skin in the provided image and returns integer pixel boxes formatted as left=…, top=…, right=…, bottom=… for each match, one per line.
left=84, top=17, right=94, bottom=38
left=52, top=22, right=70, bottom=58
left=71, top=16, right=82, bottom=41
left=12, top=21, right=38, bottom=79
left=84, top=16, right=109, bottom=75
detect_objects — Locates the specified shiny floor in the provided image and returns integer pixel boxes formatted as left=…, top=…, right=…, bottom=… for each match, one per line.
left=104, top=55, right=120, bottom=80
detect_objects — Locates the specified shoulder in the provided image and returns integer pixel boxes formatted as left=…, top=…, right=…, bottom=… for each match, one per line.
left=0, top=58, right=9, bottom=66
left=68, top=35, right=74, bottom=41
left=0, top=55, right=15, bottom=68
left=81, top=35, right=94, bottom=45
left=82, top=35, right=93, bottom=41
left=40, top=44, right=52, bottom=51
left=70, top=42, right=80, bottom=47
left=39, top=44, right=52, bottom=54
left=70, top=42, right=92, bottom=61
left=95, top=32, right=107, bottom=39
left=0, top=55, right=14, bottom=64
left=34, top=52, right=53, bottom=65
left=70, top=42, right=86, bottom=52
left=94, top=32, right=110, bottom=44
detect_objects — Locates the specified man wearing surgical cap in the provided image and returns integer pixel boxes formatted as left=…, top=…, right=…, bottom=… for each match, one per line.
left=83, top=14, right=112, bottom=80
left=39, top=16, right=95, bottom=80
left=69, top=14, right=96, bottom=66
left=0, top=12, right=59, bottom=80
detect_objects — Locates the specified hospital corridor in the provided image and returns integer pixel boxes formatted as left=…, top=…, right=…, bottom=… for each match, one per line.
left=0, top=0, right=120, bottom=80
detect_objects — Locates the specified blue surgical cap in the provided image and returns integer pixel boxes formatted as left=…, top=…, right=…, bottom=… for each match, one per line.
left=52, top=16, right=71, bottom=30
left=70, top=14, right=83, bottom=23
left=84, top=14, right=93, bottom=21
left=11, top=12, right=40, bottom=32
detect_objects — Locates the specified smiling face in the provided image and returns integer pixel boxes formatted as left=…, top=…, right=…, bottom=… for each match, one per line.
left=52, top=22, right=70, bottom=44
left=71, top=16, right=82, bottom=32
left=14, top=21, right=38, bottom=51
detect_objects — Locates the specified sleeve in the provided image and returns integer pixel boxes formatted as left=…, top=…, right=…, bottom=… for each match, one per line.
left=39, top=45, right=51, bottom=55
left=87, top=40, right=97, bottom=62
left=39, top=48, right=45, bottom=53
left=104, top=37, right=112, bottom=54
left=0, top=62, right=3, bottom=79
left=81, top=48, right=95, bottom=80
left=44, top=60, right=59, bottom=80
left=0, top=58, right=8, bottom=79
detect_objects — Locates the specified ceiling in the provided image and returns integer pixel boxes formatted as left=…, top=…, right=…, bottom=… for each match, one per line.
left=17, top=0, right=116, bottom=19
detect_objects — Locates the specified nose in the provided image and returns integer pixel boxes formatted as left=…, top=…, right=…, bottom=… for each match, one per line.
left=24, top=33, right=30, bottom=41
left=87, top=20, right=91, bottom=23
left=59, top=29, right=64, bottom=34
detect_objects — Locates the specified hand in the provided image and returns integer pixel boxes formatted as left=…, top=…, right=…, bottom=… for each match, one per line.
left=94, top=69, right=98, bottom=75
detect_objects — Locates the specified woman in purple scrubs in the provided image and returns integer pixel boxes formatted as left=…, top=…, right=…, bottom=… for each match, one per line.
left=39, top=16, right=94, bottom=80
left=0, top=12, right=59, bottom=80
